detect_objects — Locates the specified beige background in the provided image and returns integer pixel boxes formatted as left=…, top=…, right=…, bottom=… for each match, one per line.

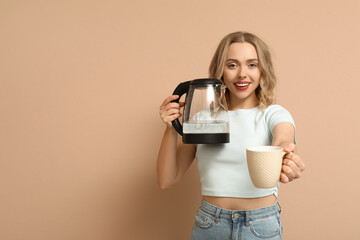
left=1, top=0, right=360, bottom=239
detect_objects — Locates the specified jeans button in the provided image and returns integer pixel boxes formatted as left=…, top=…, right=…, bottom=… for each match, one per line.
left=234, top=213, right=241, bottom=219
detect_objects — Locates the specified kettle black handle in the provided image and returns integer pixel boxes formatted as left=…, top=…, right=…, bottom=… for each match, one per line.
left=171, top=81, right=191, bottom=136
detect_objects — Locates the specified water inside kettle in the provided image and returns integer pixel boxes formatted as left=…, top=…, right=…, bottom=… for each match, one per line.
left=183, top=120, right=229, bottom=134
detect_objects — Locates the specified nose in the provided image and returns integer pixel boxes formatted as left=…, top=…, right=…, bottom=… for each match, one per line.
left=238, top=66, right=247, bottom=79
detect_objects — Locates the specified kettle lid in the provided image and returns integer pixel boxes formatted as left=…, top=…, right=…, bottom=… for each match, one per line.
left=190, top=78, right=222, bottom=87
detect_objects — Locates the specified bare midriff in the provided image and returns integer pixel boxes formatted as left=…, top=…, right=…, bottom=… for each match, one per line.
left=203, top=195, right=276, bottom=210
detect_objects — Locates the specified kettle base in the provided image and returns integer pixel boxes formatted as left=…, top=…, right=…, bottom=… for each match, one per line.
left=182, top=133, right=229, bottom=144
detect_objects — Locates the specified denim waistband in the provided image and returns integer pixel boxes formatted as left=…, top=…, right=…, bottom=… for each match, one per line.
left=199, top=199, right=281, bottom=224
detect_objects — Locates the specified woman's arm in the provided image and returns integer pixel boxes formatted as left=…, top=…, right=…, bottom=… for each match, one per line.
left=272, top=122, right=306, bottom=183
left=156, top=95, right=196, bottom=189
left=157, top=128, right=196, bottom=189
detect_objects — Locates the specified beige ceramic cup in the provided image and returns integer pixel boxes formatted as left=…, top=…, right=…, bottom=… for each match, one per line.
left=246, top=146, right=285, bottom=189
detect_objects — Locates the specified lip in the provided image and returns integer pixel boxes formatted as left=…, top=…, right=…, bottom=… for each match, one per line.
left=234, top=82, right=251, bottom=90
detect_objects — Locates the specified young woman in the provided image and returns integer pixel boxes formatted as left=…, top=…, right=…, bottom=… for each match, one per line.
left=157, top=31, right=305, bottom=240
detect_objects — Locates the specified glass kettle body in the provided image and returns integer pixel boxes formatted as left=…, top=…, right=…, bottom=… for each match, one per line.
left=172, top=78, right=229, bottom=144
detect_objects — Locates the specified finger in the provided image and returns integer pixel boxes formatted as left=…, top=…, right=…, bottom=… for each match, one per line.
left=282, top=165, right=296, bottom=182
left=283, top=143, right=295, bottom=153
left=163, top=114, right=181, bottom=124
left=292, top=155, right=306, bottom=171
left=284, top=154, right=305, bottom=172
left=167, top=108, right=182, bottom=116
left=161, top=95, right=179, bottom=106
left=283, top=159, right=302, bottom=179
left=161, top=108, right=181, bottom=120
left=161, top=102, right=181, bottom=112
left=165, top=102, right=181, bottom=110
left=283, top=152, right=293, bottom=160
left=280, top=172, right=289, bottom=183
left=161, top=102, right=186, bottom=117
left=160, top=103, right=180, bottom=117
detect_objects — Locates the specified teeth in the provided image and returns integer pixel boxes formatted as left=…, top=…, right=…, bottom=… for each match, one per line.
left=236, top=83, right=250, bottom=87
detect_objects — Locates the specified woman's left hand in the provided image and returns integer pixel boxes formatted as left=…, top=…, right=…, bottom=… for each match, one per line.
left=280, top=143, right=306, bottom=183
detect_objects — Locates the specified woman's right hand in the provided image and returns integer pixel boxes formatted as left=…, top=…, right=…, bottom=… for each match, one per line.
left=159, top=95, right=185, bottom=128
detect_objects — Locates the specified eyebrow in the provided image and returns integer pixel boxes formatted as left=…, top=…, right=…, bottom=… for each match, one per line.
left=226, top=58, right=259, bottom=62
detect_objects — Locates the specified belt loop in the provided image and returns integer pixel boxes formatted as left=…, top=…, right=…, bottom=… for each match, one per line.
left=245, top=211, right=250, bottom=227
left=277, top=201, right=282, bottom=213
left=214, top=207, right=221, bottom=223
left=275, top=194, right=282, bottom=213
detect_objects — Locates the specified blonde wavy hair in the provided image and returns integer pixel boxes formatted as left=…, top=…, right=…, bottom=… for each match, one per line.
left=209, top=31, right=277, bottom=110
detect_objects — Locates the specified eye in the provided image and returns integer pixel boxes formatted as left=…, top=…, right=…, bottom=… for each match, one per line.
left=227, top=63, right=238, bottom=68
left=248, top=63, right=257, bottom=68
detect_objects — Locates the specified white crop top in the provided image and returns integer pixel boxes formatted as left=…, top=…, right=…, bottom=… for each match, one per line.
left=195, top=105, right=296, bottom=198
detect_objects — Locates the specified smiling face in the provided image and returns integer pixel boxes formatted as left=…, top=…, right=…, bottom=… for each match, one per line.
left=223, top=42, right=262, bottom=110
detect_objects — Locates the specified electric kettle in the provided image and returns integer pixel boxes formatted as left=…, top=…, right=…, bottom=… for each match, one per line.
left=172, top=78, right=229, bottom=144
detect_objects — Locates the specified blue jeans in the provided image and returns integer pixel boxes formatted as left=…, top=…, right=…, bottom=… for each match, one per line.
left=191, top=199, right=283, bottom=240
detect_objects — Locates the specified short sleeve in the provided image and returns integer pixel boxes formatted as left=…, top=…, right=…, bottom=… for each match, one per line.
left=265, top=105, right=296, bottom=143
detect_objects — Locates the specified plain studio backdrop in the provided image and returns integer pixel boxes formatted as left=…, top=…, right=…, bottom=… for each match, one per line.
left=1, top=0, right=359, bottom=239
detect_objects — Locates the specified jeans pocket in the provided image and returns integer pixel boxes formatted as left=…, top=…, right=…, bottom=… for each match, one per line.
left=194, top=209, right=214, bottom=229
left=249, top=213, right=281, bottom=239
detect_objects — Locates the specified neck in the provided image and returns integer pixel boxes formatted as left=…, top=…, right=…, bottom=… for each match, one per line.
left=227, top=95, right=259, bottom=110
